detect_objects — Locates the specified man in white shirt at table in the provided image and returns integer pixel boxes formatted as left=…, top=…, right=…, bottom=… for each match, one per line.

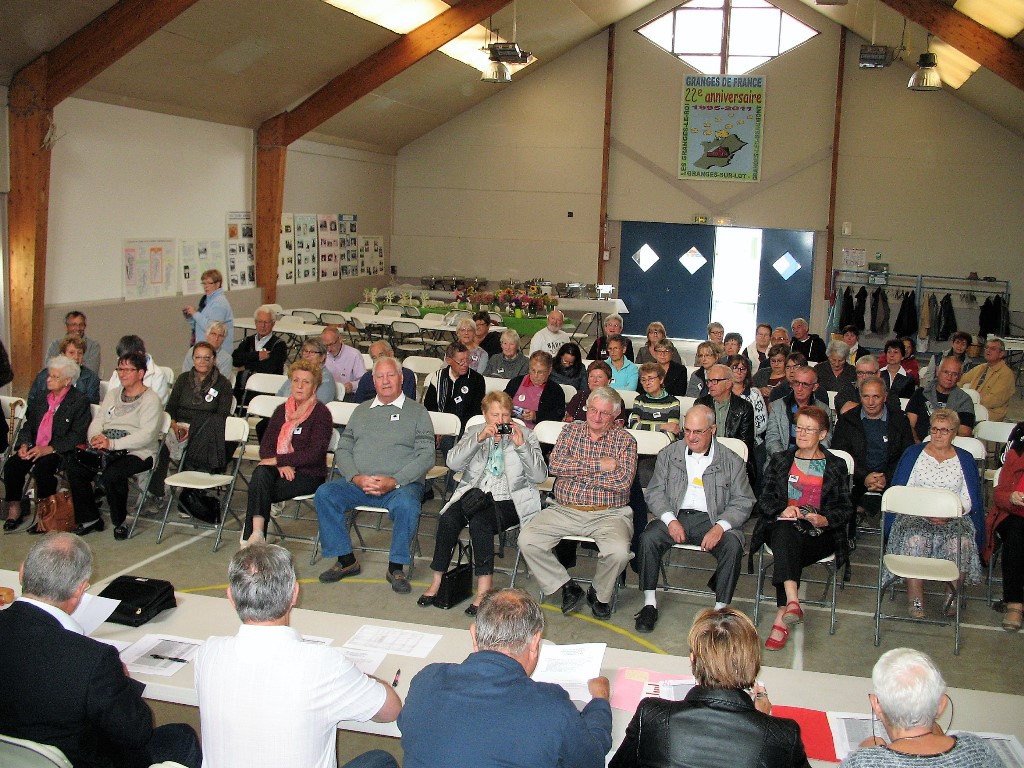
left=196, top=544, right=402, bottom=768
left=322, top=325, right=366, bottom=397
left=529, top=309, right=571, bottom=356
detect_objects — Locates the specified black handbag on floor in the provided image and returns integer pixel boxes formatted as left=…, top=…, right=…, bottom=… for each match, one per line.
left=434, top=541, right=473, bottom=609
left=99, top=575, right=177, bottom=627
left=177, top=488, right=221, bottom=524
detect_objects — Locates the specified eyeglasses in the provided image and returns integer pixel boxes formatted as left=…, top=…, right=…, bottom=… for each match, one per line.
left=930, top=427, right=954, bottom=435
left=784, top=364, right=800, bottom=371
left=192, top=356, right=214, bottom=362
left=706, top=378, right=729, bottom=385
left=792, top=381, right=815, bottom=388
left=683, top=427, right=711, bottom=436
left=301, top=350, right=322, bottom=357
left=116, top=367, right=140, bottom=374
left=730, top=364, right=747, bottom=371
left=856, top=370, right=876, bottom=376
left=794, top=425, right=821, bottom=434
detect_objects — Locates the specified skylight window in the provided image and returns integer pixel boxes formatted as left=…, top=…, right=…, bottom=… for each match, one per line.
left=637, top=0, right=818, bottom=76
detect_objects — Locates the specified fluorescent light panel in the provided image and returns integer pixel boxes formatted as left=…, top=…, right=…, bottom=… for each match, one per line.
left=954, top=0, right=1024, bottom=39
left=930, top=39, right=981, bottom=89
left=322, top=0, right=529, bottom=74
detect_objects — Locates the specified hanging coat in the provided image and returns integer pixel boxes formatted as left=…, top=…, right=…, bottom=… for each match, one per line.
left=918, top=293, right=931, bottom=340
left=854, top=287, right=868, bottom=332
left=893, top=290, right=918, bottom=338
left=871, top=288, right=890, bottom=335
left=936, top=294, right=957, bottom=341
left=928, top=294, right=940, bottom=341
left=838, top=287, right=856, bottom=329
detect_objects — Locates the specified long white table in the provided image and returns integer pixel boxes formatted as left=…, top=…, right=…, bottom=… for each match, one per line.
left=3, top=570, right=1021, bottom=764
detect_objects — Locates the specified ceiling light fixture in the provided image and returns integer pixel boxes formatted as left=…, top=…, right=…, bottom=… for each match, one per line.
left=908, top=35, right=941, bottom=91
left=481, top=1, right=533, bottom=83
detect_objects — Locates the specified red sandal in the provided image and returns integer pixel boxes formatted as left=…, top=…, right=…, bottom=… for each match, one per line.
left=765, top=623, right=789, bottom=651
left=782, top=601, right=804, bottom=626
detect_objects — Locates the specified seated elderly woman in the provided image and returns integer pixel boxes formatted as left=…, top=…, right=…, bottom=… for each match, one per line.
left=28, top=335, right=100, bottom=405
left=649, top=338, right=688, bottom=397
left=483, top=329, right=529, bottom=380
left=685, top=341, right=720, bottom=398
left=814, top=339, right=857, bottom=392
left=417, top=392, right=547, bottom=615
left=610, top=607, right=809, bottom=768
left=456, top=317, right=489, bottom=374
left=628, top=362, right=681, bottom=439
left=564, top=361, right=613, bottom=423
left=886, top=408, right=983, bottom=620
left=840, top=648, right=997, bottom=766
left=242, top=359, right=333, bottom=547
left=588, top=313, right=634, bottom=362
left=752, top=405, right=852, bottom=651
left=635, top=321, right=681, bottom=365
left=503, top=351, right=566, bottom=429
left=987, top=421, right=1024, bottom=632
left=182, top=319, right=233, bottom=379
left=66, top=351, right=164, bottom=540
left=4, top=356, right=92, bottom=531
left=550, top=342, right=587, bottom=394
left=473, top=311, right=503, bottom=358
left=752, top=343, right=790, bottom=400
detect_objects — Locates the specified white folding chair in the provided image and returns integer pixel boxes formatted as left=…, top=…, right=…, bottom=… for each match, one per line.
left=484, top=376, right=508, bottom=394
left=558, top=383, right=577, bottom=402
left=125, top=413, right=172, bottom=538
left=320, top=311, right=348, bottom=328
left=156, top=416, right=250, bottom=550
left=289, top=309, right=321, bottom=324
left=973, top=403, right=989, bottom=423
left=241, top=373, right=288, bottom=413
left=356, top=303, right=379, bottom=314
left=716, top=436, right=748, bottom=463
left=976, top=420, right=1014, bottom=493
left=961, top=386, right=981, bottom=404
left=404, top=356, right=445, bottom=400
left=326, top=400, right=358, bottom=428
left=827, top=390, right=838, bottom=410
left=391, top=320, right=430, bottom=357
left=361, top=353, right=373, bottom=370
left=237, top=394, right=286, bottom=469
left=0, top=734, right=71, bottom=768
left=617, top=389, right=638, bottom=411
left=677, top=396, right=696, bottom=413
left=875, top=486, right=966, bottom=654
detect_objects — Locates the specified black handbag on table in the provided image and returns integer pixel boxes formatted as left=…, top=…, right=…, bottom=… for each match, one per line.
left=433, top=541, right=474, bottom=609
left=98, top=575, right=177, bottom=627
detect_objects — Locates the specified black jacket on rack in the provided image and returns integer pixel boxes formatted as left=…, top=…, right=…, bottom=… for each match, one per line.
left=854, top=286, right=868, bottom=331
left=893, top=290, right=918, bottom=337
left=870, top=287, right=890, bottom=335
left=979, top=296, right=1007, bottom=337
left=936, top=294, right=957, bottom=341
left=838, top=287, right=856, bottom=329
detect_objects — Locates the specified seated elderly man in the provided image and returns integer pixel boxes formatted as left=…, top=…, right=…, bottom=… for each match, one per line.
left=518, top=386, right=637, bottom=619
left=424, top=342, right=485, bottom=438
left=0, top=533, right=201, bottom=768
left=399, top=589, right=611, bottom=768
left=905, top=356, right=975, bottom=442
left=316, top=357, right=435, bottom=594
left=529, top=309, right=570, bottom=356
left=197, top=544, right=401, bottom=768
left=322, top=325, right=366, bottom=397
left=765, top=365, right=833, bottom=461
left=834, top=355, right=902, bottom=415
left=45, top=310, right=101, bottom=375
left=635, top=406, right=755, bottom=633
left=696, top=364, right=756, bottom=475
left=182, top=319, right=233, bottom=379
left=105, top=334, right=170, bottom=404
left=232, top=305, right=289, bottom=403
left=353, top=341, right=416, bottom=403
left=789, top=317, right=826, bottom=364
left=29, top=335, right=100, bottom=405
left=959, top=337, right=1015, bottom=422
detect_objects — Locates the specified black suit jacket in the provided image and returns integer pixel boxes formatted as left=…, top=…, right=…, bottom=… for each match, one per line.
left=231, top=333, right=288, bottom=375
left=830, top=404, right=915, bottom=498
left=697, top=393, right=756, bottom=477
left=16, top=386, right=92, bottom=455
left=0, top=601, right=154, bottom=768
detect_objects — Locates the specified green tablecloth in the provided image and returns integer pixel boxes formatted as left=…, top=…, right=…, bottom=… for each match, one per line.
left=416, top=308, right=549, bottom=338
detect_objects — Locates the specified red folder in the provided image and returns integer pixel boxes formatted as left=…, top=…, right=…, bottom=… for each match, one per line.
left=773, top=705, right=838, bottom=762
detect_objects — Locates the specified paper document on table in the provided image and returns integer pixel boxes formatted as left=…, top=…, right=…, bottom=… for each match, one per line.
left=532, top=642, right=606, bottom=702
left=827, top=711, right=874, bottom=760
left=642, top=678, right=697, bottom=702
left=94, top=637, right=131, bottom=653
left=301, top=635, right=333, bottom=645
left=950, top=731, right=1024, bottom=768
left=338, top=647, right=387, bottom=676
left=72, top=592, right=120, bottom=636
left=343, top=625, right=441, bottom=658
left=121, top=634, right=202, bottom=676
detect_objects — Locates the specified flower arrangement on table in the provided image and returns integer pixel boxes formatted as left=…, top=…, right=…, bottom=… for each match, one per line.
left=362, top=287, right=379, bottom=305
left=379, top=289, right=396, bottom=305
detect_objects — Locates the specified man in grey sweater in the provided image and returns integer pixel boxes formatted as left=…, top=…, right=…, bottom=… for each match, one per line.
left=316, top=357, right=435, bottom=593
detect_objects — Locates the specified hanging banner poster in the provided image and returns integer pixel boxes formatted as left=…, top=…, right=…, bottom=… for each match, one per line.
left=278, top=213, right=295, bottom=285
left=293, top=214, right=319, bottom=284
left=180, top=239, right=227, bottom=296
left=317, top=214, right=341, bottom=281
left=358, top=236, right=385, bottom=277
left=679, top=74, right=764, bottom=182
left=339, top=213, right=358, bottom=278
left=122, top=239, right=177, bottom=300
left=225, top=211, right=255, bottom=288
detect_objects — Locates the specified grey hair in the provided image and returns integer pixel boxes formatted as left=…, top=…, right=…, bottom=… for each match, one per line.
left=207, top=320, right=228, bottom=336
left=708, top=364, right=733, bottom=383
left=254, top=304, right=279, bottom=322
left=369, top=340, right=395, bottom=356
left=707, top=322, right=724, bottom=334
left=302, top=339, right=328, bottom=356
left=791, top=317, right=809, bottom=328
left=930, top=407, right=960, bottom=433
left=856, top=354, right=880, bottom=372
left=826, top=339, right=850, bottom=359
left=228, top=544, right=296, bottom=623
left=987, top=337, right=1006, bottom=353
left=372, top=355, right=402, bottom=378
left=587, top=385, right=622, bottom=416
left=456, top=318, right=475, bottom=333
left=21, top=533, right=92, bottom=603
left=687, top=403, right=716, bottom=428
left=474, top=589, right=544, bottom=655
left=858, top=375, right=888, bottom=395
left=871, top=648, right=946, bottom=731
left=499, top=328, right=520, bottom=347
left=604, top=313, right=623, bottom=328
left=47, top=355, right=81, bottom=385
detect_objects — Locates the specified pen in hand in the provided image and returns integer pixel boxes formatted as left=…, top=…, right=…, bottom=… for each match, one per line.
left=150, top=653, right=188, bottom=664
left=392, top=669, right=401, bottom=688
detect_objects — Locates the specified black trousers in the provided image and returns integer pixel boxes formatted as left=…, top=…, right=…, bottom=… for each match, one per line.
left=242, top=464, right=324, bottom=538
left=997, top=514, right=1024, bottom=603
left=767, top=521, right=836, bottom=607
left=430, top=495, right=519, bottom=576
left=3, top=452, right=63, bottom=501
left=67, top=453, right=152, bottom=527
left=106, top=722, right=202, bottom=768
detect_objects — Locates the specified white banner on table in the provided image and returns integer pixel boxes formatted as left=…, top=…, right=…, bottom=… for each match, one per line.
left=343, top=624, right=441, bottom=658
left=532, top=642, right=606, bottom=702
left=121, top=634, right=203, bottom=676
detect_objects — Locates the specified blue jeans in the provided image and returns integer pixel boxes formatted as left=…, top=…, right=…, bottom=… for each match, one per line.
left=341, top=749, right=399, bottom=768
left=315, top=479, right=424, bottom=565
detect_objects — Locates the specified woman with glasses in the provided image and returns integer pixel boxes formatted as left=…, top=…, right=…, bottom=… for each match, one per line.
left=728, top=355, right=767, bottom=485
left=66, top=352, right=164, bottom=540
left=885, top=409, right=982, bottom=619
left=745, top=323, right=773, bottom=374
left=686, top=342, right=720, bottom=398
left=182, top=320, right=233, bottom=379
left=182, top=268, right=234, bottom=346
left=751, top=405, right=852, bottom=650
left=636, top=321, right=681, bottom=365
left=648, top=339, right=687, bottom=397
left=587, top=313, right=634, bottom=362
left=550, top=342, right=587, bottom=394
left=456, top=318, right=489, bottom=374
left=503, top=351, right=566, bottom=428
left=628, top=363, right=681, bottom=439
left=752, top=343, right=790, bottom=400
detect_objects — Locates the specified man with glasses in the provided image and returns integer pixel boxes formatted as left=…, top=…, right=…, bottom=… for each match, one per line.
left=518, top=387, right=637, bottom=619
left=765, top=366, right=832, bottom=461
left=768, top=351, right=828, bottom=406
left=906, top=357, right=975, bottom=441
left=424, top=342, right=485, bottom=439
left=634, top=405, right=754, bottom=632
left=182, top=268, right=233, bottom=346
left=353, top=341, right=416, bottom=404
left=46, top=310, right=101, bottom=376
left=959, top=337, right=1014, bottom=422
left=696, top=365, right=756, bottom=481
left=182, top=320, right=233, bottom=378
left=321, top=326, right=366, bottom=397
left=835, top=354, right=900, bottom=415
left=232, top=305, right=289, bottom=404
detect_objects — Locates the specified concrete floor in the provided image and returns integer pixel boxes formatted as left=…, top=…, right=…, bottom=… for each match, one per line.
left=3, top=393, right=1023, bottom=765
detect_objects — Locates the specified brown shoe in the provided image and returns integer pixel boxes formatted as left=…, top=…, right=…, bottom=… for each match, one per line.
left=318, top=561, right=361, bottom=583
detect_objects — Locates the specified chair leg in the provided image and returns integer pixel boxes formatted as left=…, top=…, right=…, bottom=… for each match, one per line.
left=156, top=491, right=176, bottom=544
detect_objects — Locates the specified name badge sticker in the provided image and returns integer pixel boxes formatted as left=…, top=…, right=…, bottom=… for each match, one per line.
left=518, top=394, right=526, bottom=402
left=390, top=413, right=400, bottom=421
left=293, top=427, right=302, bottom=434
left=461, top=386, right=469, bottom=394
left=788, top=474, right=800, bottom=484
left=454, top=396, right=463, bottom=404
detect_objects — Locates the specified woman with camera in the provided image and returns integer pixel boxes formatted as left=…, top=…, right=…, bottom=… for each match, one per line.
left=417, top=392, right=547, bottom=616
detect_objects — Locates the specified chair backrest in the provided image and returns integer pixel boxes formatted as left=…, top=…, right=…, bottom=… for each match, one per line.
left=224, top=416, right=251, bottom=444
left=488, top=312, right=502, bottom=324
left=559, top=383, right=577, bottom=401
left=973, top=403, right=989, bottom=422
left=159, top=366, right=175, bottom=387
left=244, top=373, right=288, bottom=395
left=677, top=395, right=696, bottom=413
left=403, top=305, right=422, bottom=317
left=533, top=420, right=567, bottom=446
left=627, top=428, right=671, bottom=457
left=827, top=390, right=838, bottom=410
left=881, top=486, right=962, bottom=520
left=960, top=386, right=981, bottom=404
left=952, top=435, right=986, bottom=462
left=617, top=389, right=638, bottom=411
left=404, top=356, right=445, bottom=377
left=899, top=397, right=909, bottom=411
left=266, top=303, right=284, bottom=317
left=289, top=310, right=321, bottom=324
left=717, top=436, right=749, bottom=463
left=429, top=411, right=462, bottom=438
left=827, top=447, right=855, bottom=476
left=320, top=312, right=347, bottom=327
left=378, top=307, right=403, bottom=318
left=246, top=395, right=286, bottom=419
left=361, top=353, right=373, bottom=370
left=356, top=303, right=379, bottom=314
left=90, top=404, right=100, bottom=419
left=0, top=733, right=72, bottom=768
left=392, top=320, right=421, bottom=335
left=327, top=401, right=358, bottom=427
left=975, top=420, right=1014, bottom=444
left=484, top=376, right=508, bottom=394
left=99, top=380, right=109, bottom=400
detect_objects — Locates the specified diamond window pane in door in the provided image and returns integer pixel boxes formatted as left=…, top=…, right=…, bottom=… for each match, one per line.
left=773, top=251, right=801, bottom=280
left=679, top=247, right=708, bottom=275
left=632, top=244, right=660, bottom=272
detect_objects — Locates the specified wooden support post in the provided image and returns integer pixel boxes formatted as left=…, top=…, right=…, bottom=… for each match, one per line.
left=824, top=28, right=846, bottom=301
left=7, top=59, right=53, bottom=393
left=254, top=116, right=288, bottom=306
left=597, top=26, right=615, bottom=286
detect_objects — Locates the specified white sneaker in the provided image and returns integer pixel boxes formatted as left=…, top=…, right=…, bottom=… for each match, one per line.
left=270, top=502, right=285, bottom=518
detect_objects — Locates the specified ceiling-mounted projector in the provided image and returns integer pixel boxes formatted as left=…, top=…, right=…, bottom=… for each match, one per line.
left=486, top=42, right=532, bottom=64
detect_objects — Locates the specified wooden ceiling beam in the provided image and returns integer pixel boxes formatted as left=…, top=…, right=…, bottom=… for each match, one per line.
left=878, top=0, right=1024, bottom=91
left=280, top=0, right=513, bottom=145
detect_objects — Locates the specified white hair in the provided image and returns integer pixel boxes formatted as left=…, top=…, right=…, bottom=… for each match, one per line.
left=254, top=305, right=279, bottom=321
left=586, top=385, right=622, bottom=416
left=871, top=648, right=946, bottom=731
